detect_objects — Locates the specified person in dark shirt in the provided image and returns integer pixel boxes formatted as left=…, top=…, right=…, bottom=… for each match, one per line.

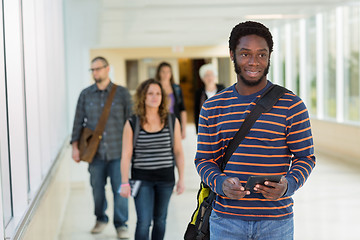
left=155, top=62, right=187, bottom=139
left=194, top=63, right=225, bottom=133
left=70, top=56, right=132, bottom=239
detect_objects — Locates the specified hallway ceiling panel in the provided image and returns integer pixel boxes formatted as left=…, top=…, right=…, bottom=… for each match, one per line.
left=96, top=0, right=351, bottom=48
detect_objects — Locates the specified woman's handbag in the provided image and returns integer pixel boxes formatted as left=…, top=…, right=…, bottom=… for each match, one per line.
left=184, top=85, right=288, bottom=240
left=78, top=85, right=117, bottom=163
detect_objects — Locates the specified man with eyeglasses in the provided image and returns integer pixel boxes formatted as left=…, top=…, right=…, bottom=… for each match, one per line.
left=70, top=56, right=132, bottom=239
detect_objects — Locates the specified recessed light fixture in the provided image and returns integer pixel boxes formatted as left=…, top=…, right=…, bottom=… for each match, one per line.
left=245, top=14, right=305, bottom=20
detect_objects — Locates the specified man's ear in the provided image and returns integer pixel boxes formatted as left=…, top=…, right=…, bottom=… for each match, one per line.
left=230, top=50, right=234, bottom=62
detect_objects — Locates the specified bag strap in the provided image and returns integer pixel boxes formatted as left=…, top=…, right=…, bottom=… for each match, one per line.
left=168, top=113, right=176, bottom=147
left=93, top=84, right=118, bottom=137
left=131, top=115, right=140, bottom=147
left=220, top=84, right=289, bottom=171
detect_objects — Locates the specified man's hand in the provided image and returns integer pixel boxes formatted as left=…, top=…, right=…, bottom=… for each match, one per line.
left=72, top=142, right=81, bottom=163
left=222, top=177, right=250, bottom=199
left=253, top=176, right=288, bottom=200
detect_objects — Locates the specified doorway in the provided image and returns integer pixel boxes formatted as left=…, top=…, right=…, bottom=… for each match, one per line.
left=178, top=58, right=209, bottom=124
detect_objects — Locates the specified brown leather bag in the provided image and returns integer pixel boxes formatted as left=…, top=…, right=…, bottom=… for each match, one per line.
left=78, top=85, right=117, bottom=163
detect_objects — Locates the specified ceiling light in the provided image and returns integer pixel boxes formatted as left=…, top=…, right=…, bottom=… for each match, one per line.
left=245, top=14, right=305, bottom=20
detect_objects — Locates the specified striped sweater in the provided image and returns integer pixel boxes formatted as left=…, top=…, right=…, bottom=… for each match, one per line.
left=195, top=81, right=316, bottom=220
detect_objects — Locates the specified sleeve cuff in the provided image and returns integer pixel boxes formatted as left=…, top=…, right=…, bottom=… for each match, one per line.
left=70, top=138, right=79, bottom=145
left=284, top=176, right=297, bottom=197
left=215, top=176, right=228, bottom=196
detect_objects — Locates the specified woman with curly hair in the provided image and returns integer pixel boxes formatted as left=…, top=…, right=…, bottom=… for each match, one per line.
left=120, top=79, right=185, bottom=240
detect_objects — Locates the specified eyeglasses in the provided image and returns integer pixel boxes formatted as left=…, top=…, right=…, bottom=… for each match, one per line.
left=89, top=65, right=107, bottom=72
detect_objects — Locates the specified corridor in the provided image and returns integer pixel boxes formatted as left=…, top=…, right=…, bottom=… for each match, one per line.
left=1, top=1, right=360, bottom=239
left=58, top=124, right=360, bottom=240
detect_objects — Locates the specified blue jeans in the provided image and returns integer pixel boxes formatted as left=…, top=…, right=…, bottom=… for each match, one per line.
left=210, top=210, right=293, bottom=240
left=88, top=158, right=128, bottom=228
left=134, top=180, right=175, bottom=240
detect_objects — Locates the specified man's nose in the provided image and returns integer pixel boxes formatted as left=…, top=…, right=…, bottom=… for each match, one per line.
left=249, top=55, right=259, bottom=65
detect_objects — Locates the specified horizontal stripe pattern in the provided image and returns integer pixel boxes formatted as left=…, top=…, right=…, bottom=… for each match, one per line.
left=133, top=127, right=174, bottom=170
left=194, top=82, right=315, bottom=221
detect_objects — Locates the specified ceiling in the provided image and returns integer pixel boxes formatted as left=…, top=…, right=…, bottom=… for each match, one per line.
left=91, top=0, right=355, bottom=49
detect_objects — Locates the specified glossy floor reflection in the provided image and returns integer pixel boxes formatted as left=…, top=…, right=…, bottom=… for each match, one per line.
left=59, top=124, right=360, bottom=240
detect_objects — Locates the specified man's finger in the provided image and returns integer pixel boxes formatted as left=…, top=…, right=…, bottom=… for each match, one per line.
left=254, top=184, right=272, bottom=193
left=264, top=181, right=277, bottom=188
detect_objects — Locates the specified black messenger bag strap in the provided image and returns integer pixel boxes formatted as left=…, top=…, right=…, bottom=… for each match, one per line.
left=220, top=84, right=289, bottom=171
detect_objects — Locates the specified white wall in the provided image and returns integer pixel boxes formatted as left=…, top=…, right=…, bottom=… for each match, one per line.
left=64, top=0, right=100, bottom=129
left=63, top=0, right=103, bottom=184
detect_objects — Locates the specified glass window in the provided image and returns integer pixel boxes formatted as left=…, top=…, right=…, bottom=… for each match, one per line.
left=345, top=7, right=360, bottom=122
left=2, top=0, right=30, bottom=233
left=0, top=103, right=13, bottom=228
left=0, top=85, right=13, bottom=228
left=0, top=0, right=13, bottom=227
left=279, top=25, right=286, bottom=86
left=293, top=22, right=300, bottom=96
left=271, top=25, right=286, bottom=86
left=324, top=10, right=337, bottom=119
left=307, top=16, right=317, bottom=116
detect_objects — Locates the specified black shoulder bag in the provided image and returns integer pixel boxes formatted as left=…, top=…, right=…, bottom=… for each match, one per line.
left=184, top=84, right=289, bottom=240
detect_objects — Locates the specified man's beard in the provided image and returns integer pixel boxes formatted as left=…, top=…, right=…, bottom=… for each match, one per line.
left=233, top=55, right=270, bottom=86
left=94, top=77, right=103, bottom=83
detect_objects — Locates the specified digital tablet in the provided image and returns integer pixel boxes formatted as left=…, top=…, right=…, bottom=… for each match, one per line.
left=245, top=175, right=283, bottom=192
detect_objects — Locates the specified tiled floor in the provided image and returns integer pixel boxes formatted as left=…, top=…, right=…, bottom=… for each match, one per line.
left=58, top=124, right=360, bottom=240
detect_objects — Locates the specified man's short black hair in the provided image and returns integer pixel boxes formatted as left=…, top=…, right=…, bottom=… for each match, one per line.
left=91, top=56, right=109, bottom=66
left=229, top=21, right=273, bottom=54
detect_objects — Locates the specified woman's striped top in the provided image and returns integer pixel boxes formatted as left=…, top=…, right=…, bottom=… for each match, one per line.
left=195, top=81, right=316, bottom=221
left=132, top=126, right=175, bottom=182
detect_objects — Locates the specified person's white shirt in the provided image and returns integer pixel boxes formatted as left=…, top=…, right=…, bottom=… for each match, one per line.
left=205, top=89, right=217, bottom=99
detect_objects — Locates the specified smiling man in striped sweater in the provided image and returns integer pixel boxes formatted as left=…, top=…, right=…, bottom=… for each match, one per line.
left=195, top=21, right=316, bottom=240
